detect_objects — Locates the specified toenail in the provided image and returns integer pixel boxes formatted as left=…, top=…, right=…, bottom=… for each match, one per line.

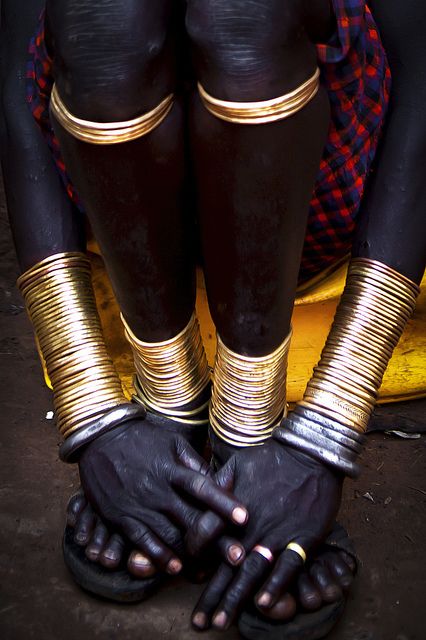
left=132, top=553, right=152, bottom=567
left=75, top=533, right=88, bottom=544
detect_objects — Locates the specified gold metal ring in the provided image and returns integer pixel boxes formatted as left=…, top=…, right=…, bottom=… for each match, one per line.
left=285, top=542, right=307, bottom=564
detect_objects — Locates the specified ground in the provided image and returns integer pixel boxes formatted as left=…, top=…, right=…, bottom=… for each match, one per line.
left=0, top=173, right=425, bottom=640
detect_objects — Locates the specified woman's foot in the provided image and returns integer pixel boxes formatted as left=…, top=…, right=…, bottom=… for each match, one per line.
left=66, top=489, right=158, bottom=579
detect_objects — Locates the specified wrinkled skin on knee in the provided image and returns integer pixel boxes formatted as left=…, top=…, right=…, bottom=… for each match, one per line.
left=186, top=0, right=331, bottom=100
left=46, top=0, right=179, bottom=119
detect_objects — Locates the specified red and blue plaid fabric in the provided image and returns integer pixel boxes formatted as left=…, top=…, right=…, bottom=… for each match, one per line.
left=26, top=0, right=390, bottom=283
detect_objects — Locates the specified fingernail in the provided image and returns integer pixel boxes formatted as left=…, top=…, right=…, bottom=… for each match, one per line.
left=132, top=553, right=152, bottom=568
left=232, top=507, right=248, bottom=525
left=213, top=611, right=228, bottom=629
left=192, top=612, right=207, bottom=629
left=167, top=558, right=183, bottom=575
left=228, top=544, right=244, bottom=564
left=257, top=592, right=272, bottom=607
left=102, top=551, right=118, bottom=562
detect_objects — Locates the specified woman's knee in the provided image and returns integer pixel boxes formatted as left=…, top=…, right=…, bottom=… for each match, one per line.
left=46, top=0, right=177, bottom=121
left=186, top=0, right=319, bottom=100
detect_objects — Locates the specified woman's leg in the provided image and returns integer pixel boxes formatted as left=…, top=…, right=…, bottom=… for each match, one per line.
left=355, top=0, right=426, bottom=281
left=46, top=0, right=194, bottom=341
left=186, top=0, right=355, bottom=625
left=187, top=0, right=332, bottom=356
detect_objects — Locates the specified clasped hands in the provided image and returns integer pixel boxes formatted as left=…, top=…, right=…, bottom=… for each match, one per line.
left=76, top=415, right=343, bottom=631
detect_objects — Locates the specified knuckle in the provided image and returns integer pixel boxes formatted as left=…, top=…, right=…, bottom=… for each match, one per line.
left=192, top=475, right=209, bottom=494
left=197, top=513, right=222, bottom=539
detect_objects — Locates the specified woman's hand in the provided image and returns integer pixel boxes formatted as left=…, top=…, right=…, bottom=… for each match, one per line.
left=78, top=416, right=248, bottom=575
left=187, top=440, right=343, bottom=630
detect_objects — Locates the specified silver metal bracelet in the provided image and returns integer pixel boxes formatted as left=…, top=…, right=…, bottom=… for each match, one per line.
left=273, top=411, right=363, bottom=478
left=59, top=403, right=146, bottom=463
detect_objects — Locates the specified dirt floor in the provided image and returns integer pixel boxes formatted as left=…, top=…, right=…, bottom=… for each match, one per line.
left=0, top=173, right=425, bottom=640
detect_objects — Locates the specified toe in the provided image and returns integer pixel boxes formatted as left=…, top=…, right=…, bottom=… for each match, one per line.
left=73, top=504, right=96, bottom=546
left=128, top=551, right=157, bottom=578
left=257, top=593, right=297, bottom=620
left=99, top=533, right=126, bottom=569
left=310, top=564, right=342, bottom=603
left=85, top=521, right=109, bottom=562
left=297, top=573, right=322, bottom=610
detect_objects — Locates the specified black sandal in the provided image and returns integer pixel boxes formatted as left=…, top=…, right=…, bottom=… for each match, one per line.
left=62, top=525, right=164, bottom=603
left=238, top=523, right=357, bottom=640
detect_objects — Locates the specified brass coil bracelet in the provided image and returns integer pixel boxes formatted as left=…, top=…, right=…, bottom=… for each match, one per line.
left=122, top=313, right=211, bottom=425
left=274, top=258, right=420, bottom=477
left=18, top=253, right=128, bottom=441
left=210, top=332, right=292, bottom=447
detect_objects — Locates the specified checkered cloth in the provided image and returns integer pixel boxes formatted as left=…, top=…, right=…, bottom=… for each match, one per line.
left=26, top=0, right=390, bottom=283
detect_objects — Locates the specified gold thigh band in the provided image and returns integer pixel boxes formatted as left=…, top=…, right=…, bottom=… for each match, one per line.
left=50, top=85, right=174, bottom=144
left=198, top=68, right=320, bottom=124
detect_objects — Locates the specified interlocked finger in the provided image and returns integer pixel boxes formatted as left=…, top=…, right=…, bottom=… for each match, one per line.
left=165, top=495, right=201, bottom=531
left=217, top=535, right=246, bottom=567
left=212, top=550, right=273, bottom=630
left=172, top=467, right=248, bottom=526
left=192, top=563, right=235, bottom=630
left=121, top=517, right=182, bottom=575
left=185, top=510, right=225, bottom=557
left=256, top=545, right=307, bottom=609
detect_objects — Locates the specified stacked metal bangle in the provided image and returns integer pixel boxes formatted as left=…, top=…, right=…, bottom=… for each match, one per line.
left=210, top=332, right=292, bottom=447
left=18, top=253, right=132, bottom=455
left=122, top=313, right=211, bottom=425
left=198, top=68, right=320, bottom=125
left=274, top=258, right=420, bottom=477
left=50, top=85, right=174, bottom=144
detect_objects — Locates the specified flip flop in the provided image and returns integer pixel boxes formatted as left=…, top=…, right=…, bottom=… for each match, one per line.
left=238, top=523, right=357, bottom=640
left=62, top=525, right=164, bottom=603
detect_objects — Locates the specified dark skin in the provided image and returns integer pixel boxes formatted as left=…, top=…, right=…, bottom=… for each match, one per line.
left=48, top=0, right=356, bottom=619
left=47, top=0, right=336, bottom=585
left=184, top=0, right=426, bottom=629
left=2, top=0, right=355, bottom=610
left=2, top=0, right=425, bottom=630
left=1, top=0, right=249, bottom=579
